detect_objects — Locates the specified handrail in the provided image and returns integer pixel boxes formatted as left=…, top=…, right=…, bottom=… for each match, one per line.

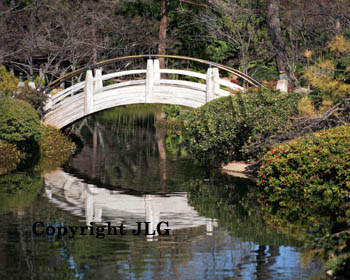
left=43, top=54, right=263, bottom=93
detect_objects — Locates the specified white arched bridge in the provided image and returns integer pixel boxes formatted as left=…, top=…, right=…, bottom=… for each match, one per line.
left=42, top=55, right=262, bottom=129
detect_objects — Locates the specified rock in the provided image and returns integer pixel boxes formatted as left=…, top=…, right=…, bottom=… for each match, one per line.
left=294, top=87, right=311, bottom=94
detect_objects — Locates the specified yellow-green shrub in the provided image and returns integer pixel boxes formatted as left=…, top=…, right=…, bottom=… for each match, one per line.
left=35, top=125, right=76, bottom=172
left=0, top=140, right=24, bottom=175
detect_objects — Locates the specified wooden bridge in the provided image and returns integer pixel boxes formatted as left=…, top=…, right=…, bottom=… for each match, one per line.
left=42, top=56, right=261, bottom=129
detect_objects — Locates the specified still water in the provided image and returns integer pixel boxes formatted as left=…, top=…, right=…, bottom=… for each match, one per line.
left=0, top=106, right=326, bottom=279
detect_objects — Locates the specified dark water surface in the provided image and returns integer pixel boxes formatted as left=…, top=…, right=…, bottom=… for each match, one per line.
left=0, top=106, right=326, bottom=279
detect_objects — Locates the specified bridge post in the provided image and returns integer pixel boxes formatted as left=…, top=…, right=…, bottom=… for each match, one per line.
left=154, top=59, right=160, bottom=85
left=94, top=68, right=103, bottom=90
left=145, top=59, right=154, bottom=103
left=213, top=68, right=220, bottom=95
left=206, top=68, right=214, bottom=102
left=43, top=96, right=53, bottom=112
left=84, top=70, right=94, bottom=115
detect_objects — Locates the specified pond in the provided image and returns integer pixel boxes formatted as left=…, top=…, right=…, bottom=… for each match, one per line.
left=0, top=105, right=327, bottom=279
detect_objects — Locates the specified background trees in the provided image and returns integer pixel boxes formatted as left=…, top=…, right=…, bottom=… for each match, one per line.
left=0, top=0, right=349, bottom=88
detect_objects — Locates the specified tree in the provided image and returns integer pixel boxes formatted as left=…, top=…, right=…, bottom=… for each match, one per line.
left=158, top=0, right=168, bottom=69
left=200, top=1, right=271, bottom=79
left=266, top=0, right=298, bottom=88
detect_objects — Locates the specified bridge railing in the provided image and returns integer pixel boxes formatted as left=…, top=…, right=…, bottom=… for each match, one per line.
left=45, top=59, right=244, bottom=113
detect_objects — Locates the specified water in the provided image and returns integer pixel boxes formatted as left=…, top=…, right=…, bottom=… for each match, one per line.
left=0, top=106, right=326, bottom=279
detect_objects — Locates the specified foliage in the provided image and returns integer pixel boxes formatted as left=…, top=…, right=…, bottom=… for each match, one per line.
left=155, top=119, right=185, bottom=131
left=0, top=140, right=24, bottom=175
left=185, top=174, right=296, bottom=246
left=15, top=83, right=48, bottom=116
left=183, top=88, right=304, bottom=166
left=35, top=125, right=76, bottom=172
left=304, top=36, right=350, bottom=103
left=297, top=96, right=317, bottom=117
left=0, top=66, right=18, bottom=97
left=164, top=132, right=188, bottom=159
left=0, top=171, right=42, bottom=213
left=326, top=253, right=350, bottom=278
left=163, top=104, right=181, bottom=120
left=258, top=125, right=350, bottom=274
left=0, top=97, right=42, bottom=150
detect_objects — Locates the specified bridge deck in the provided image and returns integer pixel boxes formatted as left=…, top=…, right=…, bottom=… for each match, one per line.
left=42, top=59, right=244, bottom=129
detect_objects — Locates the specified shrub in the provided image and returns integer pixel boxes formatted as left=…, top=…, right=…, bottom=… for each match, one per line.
left=163, top=104, right=181, bottom=120
left=0, top=140, right=24, bottom=175
left=326, top=253, right=350, bottom=278
left=258, top=125, right=350, bottom=273
left=183, top=88, right=303, bottom=166
left=15, top=83, right=48, bottom=117
left=35, top=125, right=76, bottom=172
left=258, top=125, right=350, bottom=221
left=0, top=66, right=18, bottom=97
left=0, top=98, right=42, bottom=150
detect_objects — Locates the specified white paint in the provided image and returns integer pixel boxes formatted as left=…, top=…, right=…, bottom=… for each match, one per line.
left=43, top=60, right=245, bottom=128
left=153, top=59, right=160, bottom=84
left=276, top=79, right=288, bottom=93
left=94, top=68, right=103, bottom=90
left=84, top=70, right=94, bottom=115
left=206, top=68, right=214, bottom=102
left=145, top=59, right=154, bottom=103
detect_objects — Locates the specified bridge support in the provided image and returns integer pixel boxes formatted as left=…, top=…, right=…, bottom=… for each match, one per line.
left=84, top=70, right=94, bottom=115
left=206, top=68, right=219, bottom=102
left=94, top=68, right=103, bottom=90
left=154, top=59, right=160, bottom=84
left=145, top=60, right=154, bottom=103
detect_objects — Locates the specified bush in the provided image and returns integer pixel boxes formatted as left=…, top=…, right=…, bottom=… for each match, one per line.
left=183, top=88, right=303, bottom=166
left=163, top=104, right=181, bottom=120
left=0, top=66, right=18, bottom=97
left=35, top=125, right=76, bottom=172
left=326, top=253, right=350, bottom=278
left=0, top=140, right=24, bottom=175
left=16, top=83, right=48, bottom=117
left=0, top=98, right=42, bottom=150
left=258, top=125, right=350, bottom=222
left=258, top=125, right=350, bottom=274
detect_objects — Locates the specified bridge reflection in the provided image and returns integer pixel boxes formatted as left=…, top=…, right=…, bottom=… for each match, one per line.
left=43, top=168, right=217, bottom=238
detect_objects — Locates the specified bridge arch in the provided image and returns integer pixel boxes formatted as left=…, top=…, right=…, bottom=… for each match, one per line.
left=42, top=56, right=261, bottom=129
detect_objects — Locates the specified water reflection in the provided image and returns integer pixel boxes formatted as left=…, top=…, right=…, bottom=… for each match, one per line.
left=43, top=168, right=212, bottom=236
left=0, top=106, right=327, bottom=279
left=67, top=106, right=201, bottom=193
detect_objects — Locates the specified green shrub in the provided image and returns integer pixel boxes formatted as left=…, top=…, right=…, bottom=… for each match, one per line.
left=258, top=125, right=350, bottom=222
left=0, top=98, right=42, bottom=150
left=163, top=104, right=181, bottom=120
left=0, top=140, right=24, bottom=175
left=258, top=125, right=350, bottom=268
left=183, top=88, right=303, bottom=166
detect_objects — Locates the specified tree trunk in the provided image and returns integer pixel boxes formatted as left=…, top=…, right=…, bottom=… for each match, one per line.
left=266, top=0, right=298, bottom=88
left=158, top=0, right=167, bottom=69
